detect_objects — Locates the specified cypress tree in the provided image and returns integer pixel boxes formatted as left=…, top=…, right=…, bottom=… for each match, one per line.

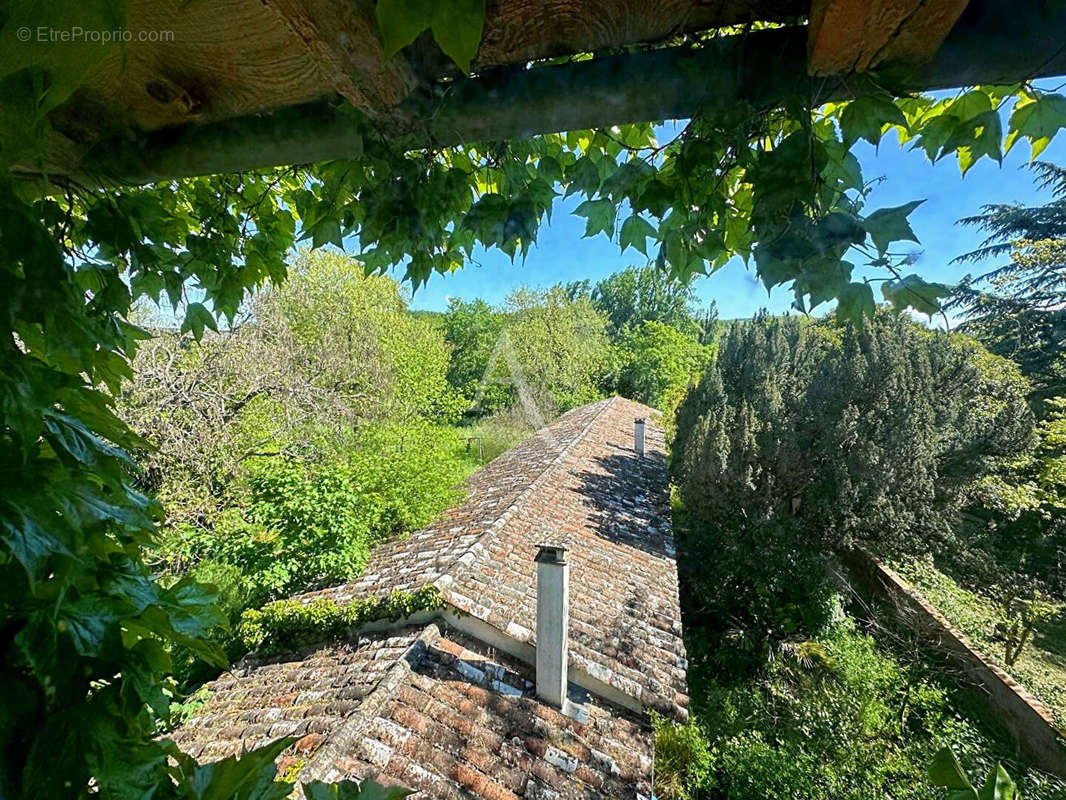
left=672, top=311, right=1032, bottom=670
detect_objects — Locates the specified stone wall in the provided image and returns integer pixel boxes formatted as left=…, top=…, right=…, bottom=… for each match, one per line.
left=842, top=549, right=1066, bottom=779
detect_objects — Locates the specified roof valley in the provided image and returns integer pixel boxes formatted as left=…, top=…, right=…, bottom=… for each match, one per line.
left=300, top=625, right=440, bottom=784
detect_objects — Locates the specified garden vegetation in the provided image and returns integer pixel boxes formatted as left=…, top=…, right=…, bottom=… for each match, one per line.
left=663, top=187, right=1066, bottom=797
left=6, top=2, right=1066, bottom=797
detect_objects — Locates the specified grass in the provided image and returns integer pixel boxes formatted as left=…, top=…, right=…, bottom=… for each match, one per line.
left=454, top=404, right=544, bottom=464
left=895, top=557, right=1066, bottom=732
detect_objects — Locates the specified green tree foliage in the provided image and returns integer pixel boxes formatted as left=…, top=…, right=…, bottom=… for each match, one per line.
left=959, top=397, right=1066, bottom=597
left=121, top=250, right=463, bottom=515
left=951, top=163, right=1066, bottom=411
left=561, top=265, right=717, bottom=410
left=121, top=254, right=476, bottom=687
left=671, top=312, right=1033, bottom=665
left=237, top=586, right=443, bottom=657
left=502, top=287, right=611, bottom=411
left=566, top=265, right=704, bottom=338
left=615, top=320, right=713, bottom=410
left=652, top=714, right=714, bottom=800
left=165, top=424, right=471, bottom=611
left=442, top=298, right=509, bottom=414
left=444, top=287, right=612, bottom=416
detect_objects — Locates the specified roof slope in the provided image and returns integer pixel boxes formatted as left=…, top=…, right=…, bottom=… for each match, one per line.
left=306, top=395, right=688, bottom=718
left=173, top=623, right=655, bottom=797
left=172, top=396, right=686, bottom=798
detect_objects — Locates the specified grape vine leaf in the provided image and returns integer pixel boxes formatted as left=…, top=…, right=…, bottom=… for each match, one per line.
left=861, top=200, right=924, bottom=255
left=181, top=302, right=219, bottom=340
left=1006, top=93, right=1066, bottom=158
left=881, top=273, right=952, bottom=316
left=940, top=110, right=1003, bottom=174
left=574, top=198, right=616, bottom=239
left=840, top=94, right=908, bottom=147
left=835, top=281, right=876, bottom=326
left=375, top=0, right=485, bottom=74
left=375, top=0, right=433, bottom=58
left=619, top=214, right=656, bottom=255
left=429, top=0, right=486, bottom=75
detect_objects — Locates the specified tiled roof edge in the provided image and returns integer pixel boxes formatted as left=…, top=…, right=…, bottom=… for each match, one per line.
left=300, top=623, right=442, bottom=784
left=432, top=396, right=620, bottom=594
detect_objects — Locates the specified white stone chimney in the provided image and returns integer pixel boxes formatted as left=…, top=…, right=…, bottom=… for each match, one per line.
left=634, top=418, right=646, bottom=457
left=535, top=543, right=569, bottom=708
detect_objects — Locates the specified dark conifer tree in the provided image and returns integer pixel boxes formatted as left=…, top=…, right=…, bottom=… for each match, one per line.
left=950, top=162, right=1066, bottom=411
left=672, top=312, right=1032, bottom=671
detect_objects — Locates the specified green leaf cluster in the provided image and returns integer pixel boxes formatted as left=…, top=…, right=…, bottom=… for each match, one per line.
left=929, top=747, right=1020, bottom=800
left=238, top=586, right=443, bottom=656
left=375, top=0, right=485, bottom=73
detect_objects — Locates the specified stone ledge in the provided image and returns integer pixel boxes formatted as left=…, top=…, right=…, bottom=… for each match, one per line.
left=842, top=549, right=1066, bottom=779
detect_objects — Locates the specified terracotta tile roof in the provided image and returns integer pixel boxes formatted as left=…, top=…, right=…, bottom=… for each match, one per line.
left=172, top=396, right=687, bottom=798
left=170, top=627, right=424, bottom=764
left=307, top=395, right=688, bottom=719
left=314, top=626, right=654, bottom=798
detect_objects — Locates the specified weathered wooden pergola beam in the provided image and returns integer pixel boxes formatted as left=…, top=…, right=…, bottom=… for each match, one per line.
left=807, top=0, right=971, bottom=75
left=67, top=0, right=1066, bottom=186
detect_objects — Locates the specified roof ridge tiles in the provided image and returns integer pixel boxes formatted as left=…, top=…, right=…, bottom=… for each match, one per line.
left=300, top=623, right=442, bottom=784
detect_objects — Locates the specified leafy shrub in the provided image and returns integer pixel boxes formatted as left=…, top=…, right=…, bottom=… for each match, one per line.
left=165, top=734, right=411, bottom=799
left=897, top=557, right=1066, bottom=730
left=686, top=610, right=1066, bottom=800
left=653, top=714, right=714, bottom=799
left=928, top=747, right=1020, bottom=800
left=163, top=422, right=473, bottom=608
left=238, top=587, right=443, bottom=656
left=714, top=731, right=818, bottom=800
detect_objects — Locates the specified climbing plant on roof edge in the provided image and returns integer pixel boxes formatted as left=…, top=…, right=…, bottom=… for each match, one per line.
left=4, top=1, right=1066, bottom=796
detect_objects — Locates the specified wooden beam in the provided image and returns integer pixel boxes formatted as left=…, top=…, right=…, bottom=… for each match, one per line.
left=808, top=0, right=971, bottom=76
left=262, top=0, right=418, bottom=112
left=52, top=0, right=1066, bottom=186
left=474, top=0, right=806, bottom=68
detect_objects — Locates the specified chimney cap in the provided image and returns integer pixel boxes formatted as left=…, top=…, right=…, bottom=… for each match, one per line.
left=535, top=543, right=569, bottom=564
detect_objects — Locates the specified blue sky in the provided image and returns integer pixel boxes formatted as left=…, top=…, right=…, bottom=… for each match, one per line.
left=389, top=118, right=1066, bottom=321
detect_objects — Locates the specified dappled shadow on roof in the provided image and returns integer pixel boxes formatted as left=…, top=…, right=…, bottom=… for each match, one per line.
left=570, top=448, right=675, bottom=562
